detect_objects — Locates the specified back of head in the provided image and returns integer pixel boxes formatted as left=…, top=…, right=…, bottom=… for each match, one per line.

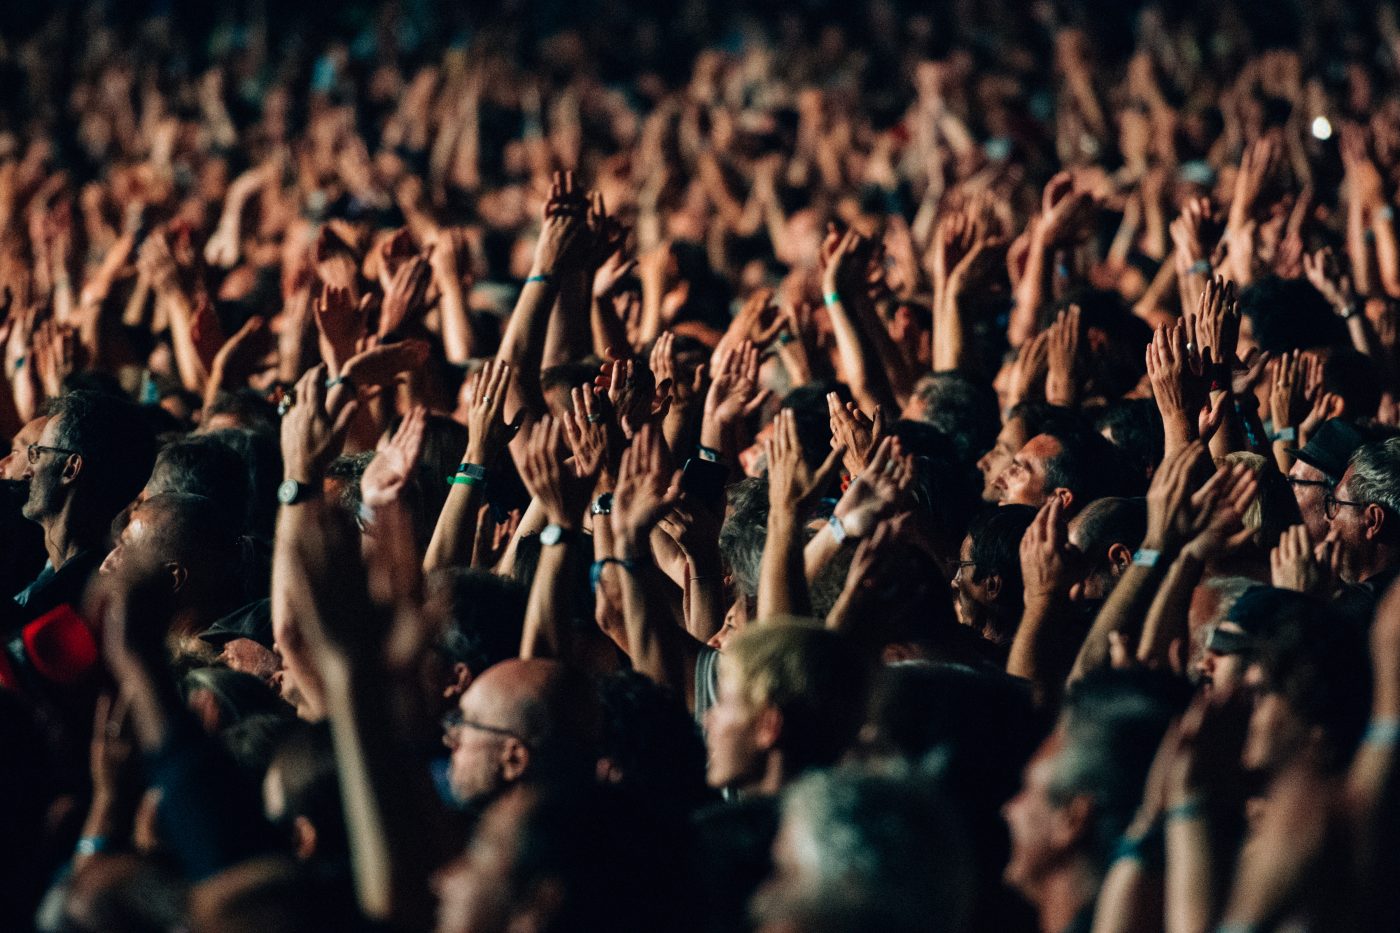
left=430, top=568, right=528, bottom=678
left=203, top=427, right=282, bottom=540
left=147, top=436, right=249, bottom=531
left=906, top=372, right=999, bottom=466
left=1095, top=400, right=1163, bottom=490
left=1041, top=425, right=1127, bottom=509
left=1347, top=436, right=1400, bottom=540
left=1072, top=497, right=1147, bottom=561
left=1220, top=452, right=1300, bottom=550
left=141, top=492, right=246, bottom=605
left=267, top=721, right=347, bottom=861
left=720, top=476, right=769, bottom=599
left=599, top=670, right=714, bottom=814
left=756, top=767, right=973, bottom=933
left=480, top=658, right=603, bottom=788
left=1054, top=669, right=1190, bottom=870
left=49, top=390, right=157, bottom=529
left=724, top=623, right=874, bottom=775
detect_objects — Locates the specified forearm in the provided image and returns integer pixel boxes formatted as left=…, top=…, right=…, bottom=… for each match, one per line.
left=323, top=661, right=443, bottom=929
left=424, top=469, right=486, bottom=573
left=758, top=510, right=809, bottom=620
left=1136, top=552, right=1205, bottom=668
left=521, top=539, right=574, bottom=659
left=1071, top=560, right=1172, bottom=682
left=496, top=275, right=562, bottom=416
left=542, top=269, right=592, bottom=369
left=590, top=293, right=632, bottom=359
left=1164, top=810, right=1219, bottom=933
left=437, top=276, right=474, bottom=365
left=822, top=294, right=897, bottom=415
left=615, top=534, right=688, bottom=689
left=683, top=554, right=725, bottom=643
left=1373, top=210, right=1400, bottom=298
left=1009, top=235, right=1052, bottom=348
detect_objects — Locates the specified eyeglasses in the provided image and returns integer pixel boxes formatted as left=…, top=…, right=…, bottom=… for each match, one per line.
left=441, top=709, right=527, bottom=748
left=26, top=443, right=79, bottom=465
left=1324, top=492, right=1368, bottom=520
left=1286, top=477, right=1332, bottom=491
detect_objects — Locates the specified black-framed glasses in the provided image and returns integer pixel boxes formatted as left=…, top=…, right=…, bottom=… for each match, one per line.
left=441, top=709, right=527, bottom=747
left=26, top=443, right=79, bottom=465
left=953, top=559, right=978, bottom=582
left=1324, top=492, right=1368, bottom=520
left=1286, top=477, right=1332, bottom=491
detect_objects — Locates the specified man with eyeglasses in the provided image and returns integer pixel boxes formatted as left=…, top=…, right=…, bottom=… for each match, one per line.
left=1324, top=437, right=1400, bottom=597
left=1284, top=419, right=1380, bottom=542
left=10, top=391, right=156, bottom=628
left=441, top=657, right=601, bottom=811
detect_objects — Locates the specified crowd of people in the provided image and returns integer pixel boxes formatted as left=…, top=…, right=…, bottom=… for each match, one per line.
left=2, top=0, right=1400, bottom=930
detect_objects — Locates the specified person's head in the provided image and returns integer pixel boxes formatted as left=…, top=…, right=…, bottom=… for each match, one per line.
left=1194, top=585, right=1301, bottom=692
left=1220, top=451, right=1300, bottom=554
left=597, top=669, right=713, bottom=814
left=953, top=506, right=1037, bottom=644
left=182, top=666, right=289, bottom=733
left=903, top=372, right=999, bottom=469
left=140, top=435, right=249, bottom=528
left=1095, top=400, right=1163, bottom=490
left=1066, top=497, right=1146, bottom=603
left=1003, top=670, right=1185, bottom=906
left=427, top=568, right=528, bottom=703
left=1242, top=602, right=1372, bottom=777
left=1188, top=576, right=1260, bottom=684
left=0, top=416, right=47, bottom=482
left=719, top=475, right=769, bottom=627
left=100, top=493, right=245, bottom=628
left=705, top=622, right=874, bottom=793
left=752, top=768, right=973, bottom=933
left=23, top=391, right=156, bottom=540
left=263, top=721, right=347, bottom=863
left=975, top=403, right=1084, bottom=502
left=1325, top=437, right=1400, bottom=583
left=1287, top=457, right=1334, bottom=543
left=994, top=426, right=1118, bottom=511
left=444, top=658, right=602, bottom=806
left=433, top=783, right=689, bottom=933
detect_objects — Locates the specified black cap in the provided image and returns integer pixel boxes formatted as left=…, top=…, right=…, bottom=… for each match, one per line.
left=198, top=599, right=273, bottom=650
left=1289, top=420, right=1370, bottom=484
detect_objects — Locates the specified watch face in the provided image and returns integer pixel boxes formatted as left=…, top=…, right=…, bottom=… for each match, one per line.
left=277, top=479, right=301, bottom=505
left=541, top=524, right=562, bottom=546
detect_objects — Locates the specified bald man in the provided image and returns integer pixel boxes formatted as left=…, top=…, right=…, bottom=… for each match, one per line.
left=443, top=658, right=602, bottom=807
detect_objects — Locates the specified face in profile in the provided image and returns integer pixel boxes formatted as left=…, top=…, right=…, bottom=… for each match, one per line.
left=1001, top=729, right=1074, bottom=896
left=994, top=434, right=1060, bottom=508
left=703, top=660, right=765, bottom=790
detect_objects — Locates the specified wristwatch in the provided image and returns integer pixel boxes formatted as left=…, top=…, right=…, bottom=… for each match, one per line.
left=277, top=479, right=318, bottom=505
left=540, top=523, right=574, bottom=546
left=457, top=463, right=488, bottom=482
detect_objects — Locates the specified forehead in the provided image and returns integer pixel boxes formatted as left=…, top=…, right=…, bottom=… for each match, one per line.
left=1020, top=434, right=1061, bottom=462
left=1288, top=459, right=1327, bottom=483
left=997, top=418, right=1027, bottom=449
left=14, top=417, right=47, bottom=447
left=36, top=417, right=63, bottom=447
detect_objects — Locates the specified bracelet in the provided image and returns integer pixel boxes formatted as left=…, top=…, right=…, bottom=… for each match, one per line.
left=590, top=557, right=636, bottom=593
left=696, top=444, right=721, bottom=463
left=828, top=513, right=850, bottom=544
left=525, top=273, right=551, bottom=284
left=1270, top=426, right=1296, bottom=443
left=777, top=331, right=794, bottom=346
left=75, top=835, right=109, bottom=857
left=1132, top=548, right=1161, bottom=568
left=449, top=474, right=482, bottom=487
left=1378, top=205, right=1396, bottom=222
left=325, top=374, right=356, bottom=392
left=1189, top=258, right=1212, bottom=276
left=1110, top=819, right=1164, bottom=868
left=1165, top=797, right=1204, bottom=822
left=1339, top=303, right=1360, bottom=320
left=822, top=291, right=841, bottom=307
left=1364, top=718, right=1400, bottom=745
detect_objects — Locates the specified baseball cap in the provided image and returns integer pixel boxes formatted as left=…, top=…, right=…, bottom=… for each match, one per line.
left=198, top=599, right=274, bottom=651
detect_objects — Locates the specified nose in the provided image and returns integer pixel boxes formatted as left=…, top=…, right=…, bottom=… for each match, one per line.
left=98, top=548, right=120, bottom=576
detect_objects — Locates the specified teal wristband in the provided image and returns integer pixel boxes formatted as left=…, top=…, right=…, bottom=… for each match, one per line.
left=823, top=292, right=840, bottom=307
left=1165, top=797, right=1204, bottom=822
left=1364, top=718, right=1400, bottom=745
left=449, top=474, right=482, bottom=487
left=525, top=273, right=551, bottom=284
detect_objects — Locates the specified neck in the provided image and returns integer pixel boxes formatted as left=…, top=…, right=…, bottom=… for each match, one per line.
left=748, top=751, right=790, bottom=796
left=41, top=507, right=90, bottom=570
left=1033, top=858, right=1099, bottom=933
left=1357, top=543, right=1396, bottom=584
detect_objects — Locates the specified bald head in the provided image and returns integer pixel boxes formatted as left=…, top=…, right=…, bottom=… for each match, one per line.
left=448, top=658, right=602, bottom=805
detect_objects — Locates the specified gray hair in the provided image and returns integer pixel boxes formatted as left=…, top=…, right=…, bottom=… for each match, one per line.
left=1348, top=437, right=1400, bottom=517
left=757, top=767, right=973, bottom=933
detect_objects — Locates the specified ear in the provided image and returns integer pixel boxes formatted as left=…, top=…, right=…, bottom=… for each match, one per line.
left=59, top=453, right=82, bottom=483
left=168, top=563, right=188, bottom=593
left=596, top=756, right=624, bottom=784
left=984, top=572, right=1003, bottom=601
left=1106, top=542, right=1133, bottom=575
left=1051, top=487, right=1073, bottom=510
left=753, top=704, right=783, bottom=754
left=443, top=662, right=472, bottom=700
left=292, top=815, right=318, bottom=860
left=1365, top=503, right=1387, bottom=541
left=1054, top=794, right=1094, bottom=851
left=499, top=736, right=531, bottom=783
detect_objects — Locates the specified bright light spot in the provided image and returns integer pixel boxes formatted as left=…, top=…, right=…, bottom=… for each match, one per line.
left=1312, top=116, right=1333, bottom=140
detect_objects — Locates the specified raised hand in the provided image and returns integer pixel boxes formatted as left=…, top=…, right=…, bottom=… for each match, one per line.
left=1006, top=329, right=1051, bottom=408
left=1044, top=304, right=1082, bottom=407
left=1231, top=135, right=1282, bottom=224
left=1180, top=462, right=1259, bottom=561
left=704, top=340, right=769, bottom=430
left=1270, top=524, right=1338, bottom=596
left=1302, top=247, right=1358, bottom=313
left=650, top=331, right=705, bottom=412
left=597, top=356, right=665, bottom=439
left=561, top=384, right=617, bottom=479
left=279, top=362, right=359, bottom=484
left=1020, top=496, right=1076, bottom=602
left=1038, top=171, right=1094, bottom=246
left=314, top=284, right=370, bottom=366
left=377, top=252, right=433, bottom=338
left=1187, top=276, right=1240, bottom=376
left=361, top=405, right=428, bottom=510
left=518, top=416, right=596, bottom=528
left=1147, top=320, right=1222, bottom=451
left=610, top=424, right=681, bottom=546
left=1269, top=351, right=1308, bottom=435
left=314, top=224, right=363, bottom=292
left=532, top=171, right=589, bottom=275
left=831, top=436, right=913, bottom=537
left=339, top=338, right=431, bottom=391
left=826, top=391, right=884, bottom=476
left=1143, top=440, right=1212, bottom=554
left=765, top=408, right=845, bottom=517
left=461, top=360, right=517, bottom=465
